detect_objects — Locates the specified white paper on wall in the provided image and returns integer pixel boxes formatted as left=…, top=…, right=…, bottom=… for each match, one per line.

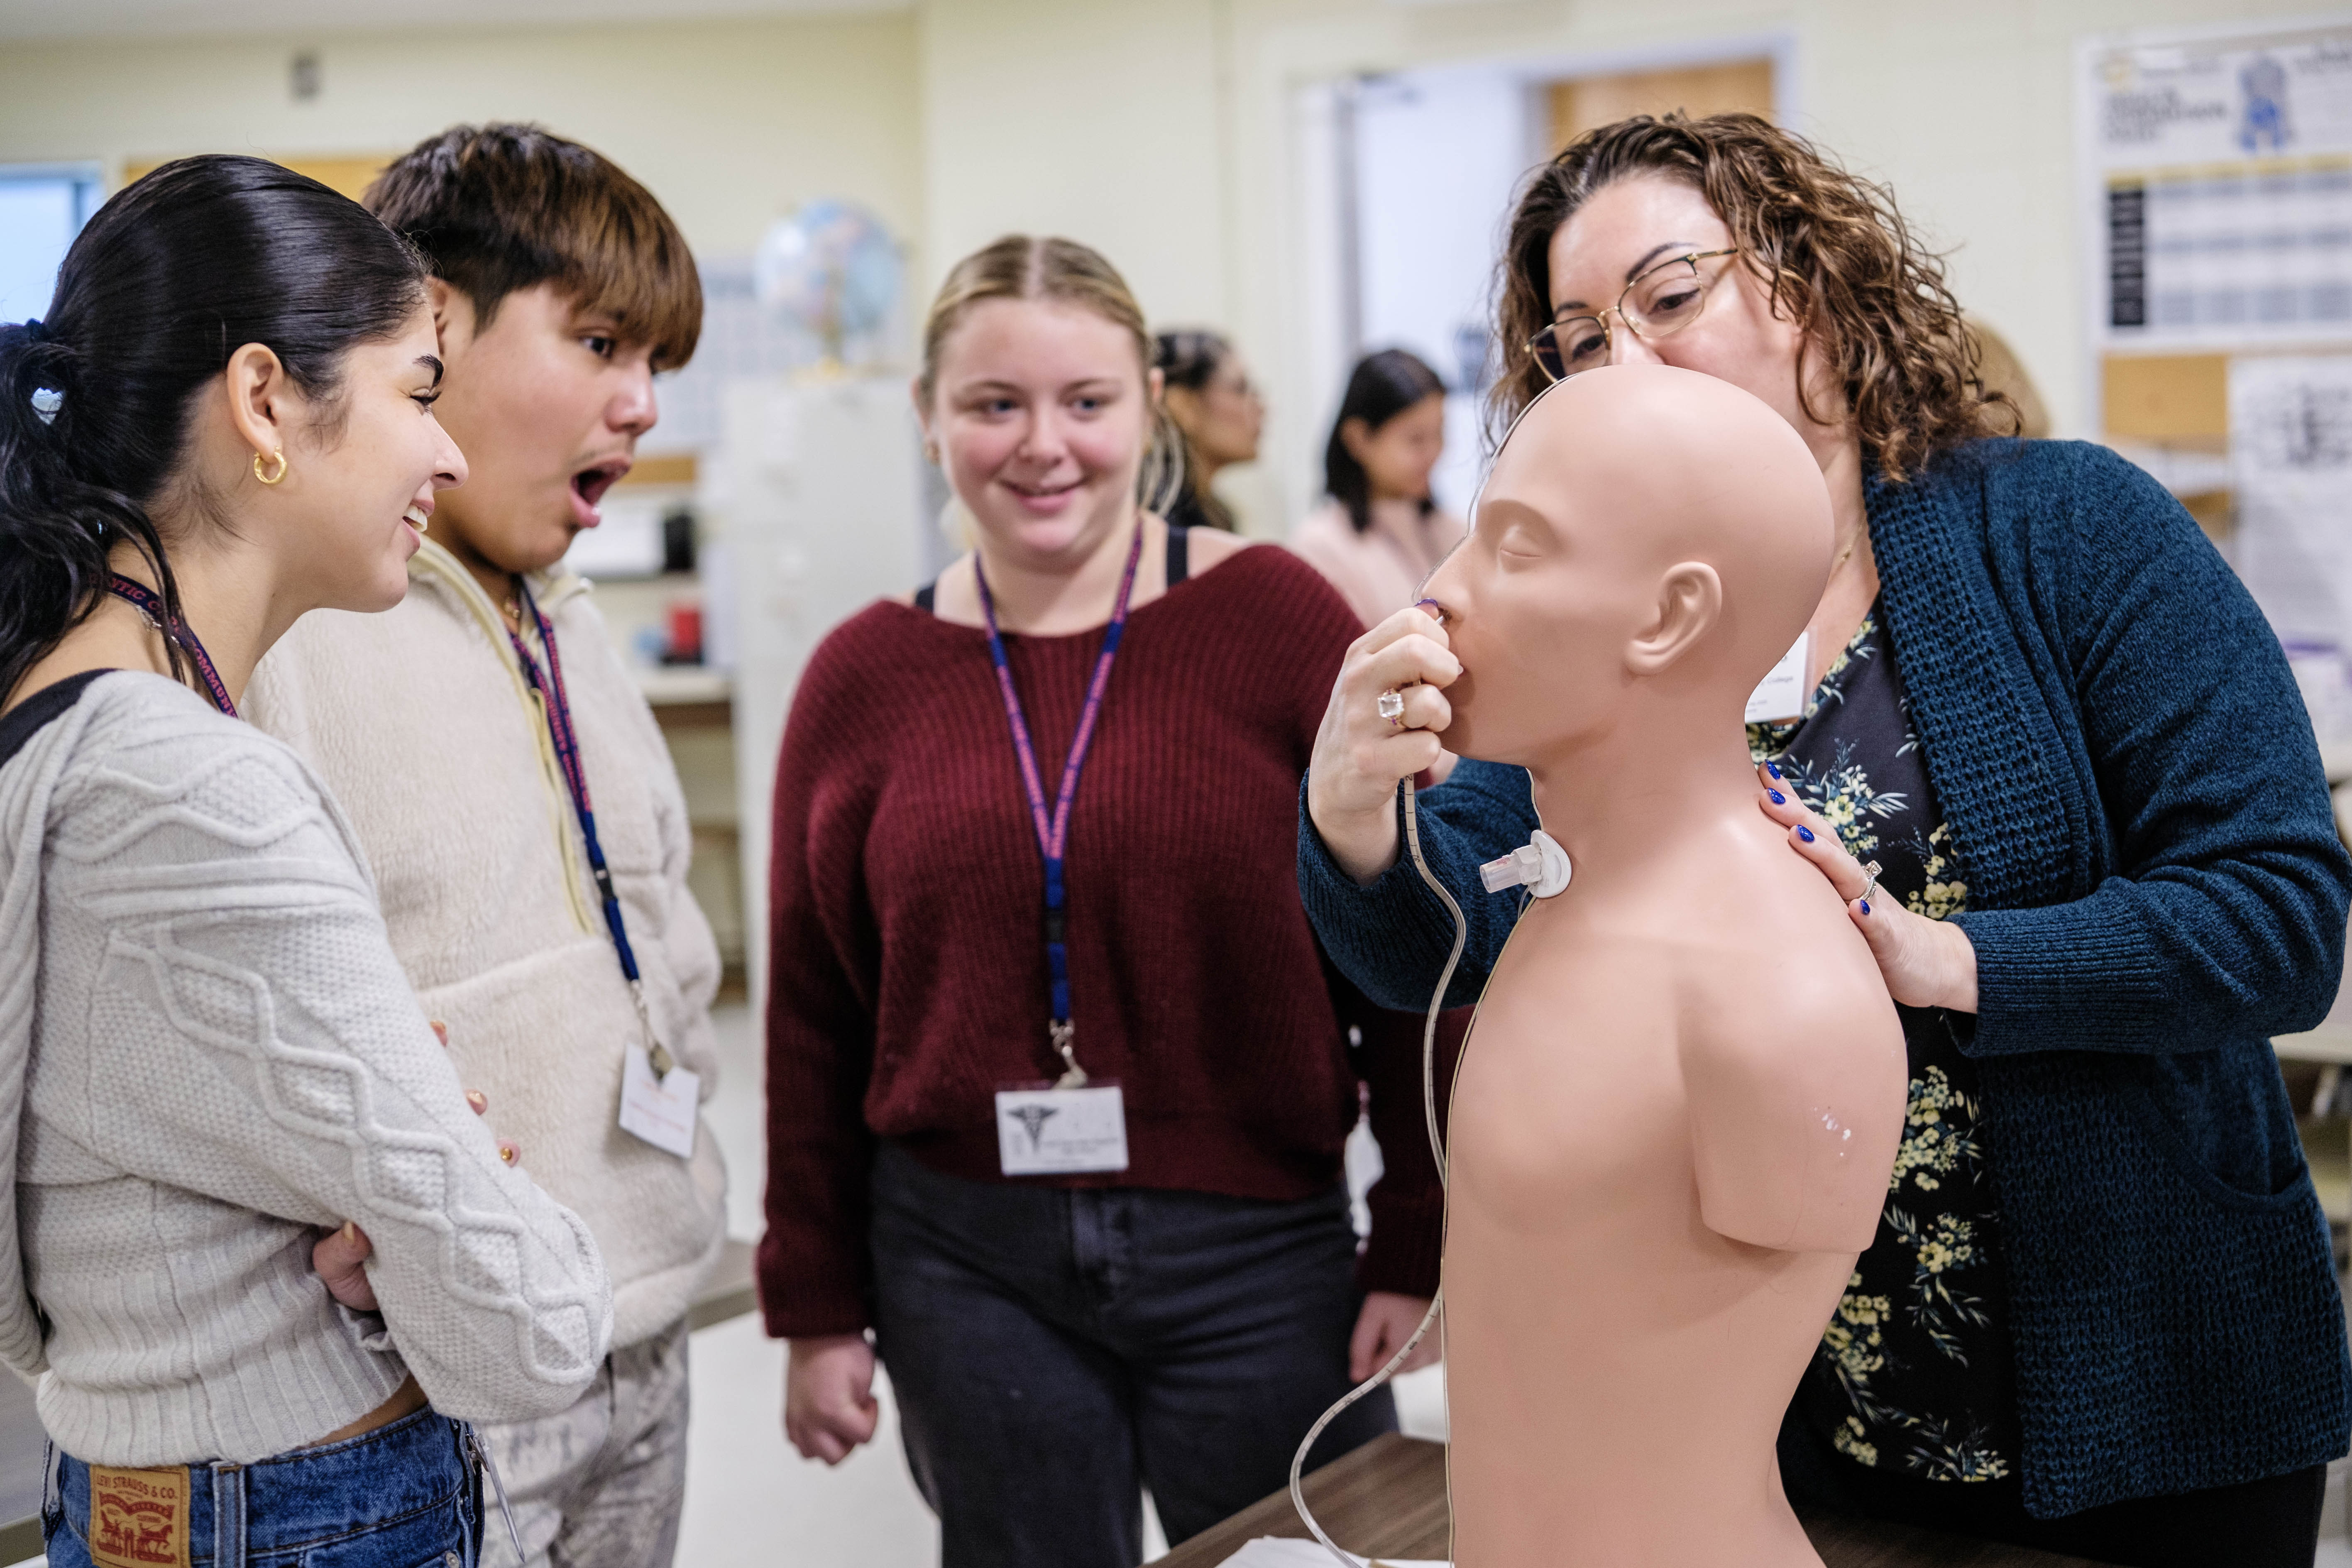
left=2083, top=22, right=2352, bottom=352
left=2230, top=354, right=2352, bottom=647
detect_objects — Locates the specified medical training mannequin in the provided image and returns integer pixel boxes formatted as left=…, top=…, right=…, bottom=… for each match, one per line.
left=1424, top=364, right=1905, bottom=1567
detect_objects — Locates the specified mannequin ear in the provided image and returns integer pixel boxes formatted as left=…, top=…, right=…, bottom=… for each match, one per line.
left=1625, top=561, right=1722, bottom=677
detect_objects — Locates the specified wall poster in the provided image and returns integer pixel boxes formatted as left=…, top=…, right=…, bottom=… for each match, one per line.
left=2083, top=17, right=2352, bottom=353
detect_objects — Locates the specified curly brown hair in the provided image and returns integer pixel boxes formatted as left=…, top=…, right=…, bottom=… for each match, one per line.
left=1493, top=113, right=2017, bottom=482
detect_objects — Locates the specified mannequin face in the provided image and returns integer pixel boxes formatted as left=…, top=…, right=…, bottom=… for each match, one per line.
left=919, top=296, right=1156, bottom=568
left=1422, top=364, right=1831, bottom=769
left=1420, top=396, right=1652, bottom=766
left=1343, top=392, right=1446, bottom=504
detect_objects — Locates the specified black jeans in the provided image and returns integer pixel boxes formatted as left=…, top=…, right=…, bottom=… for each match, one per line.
left=1778, top=1404, right=2326, bottom=1568
left=868, top=1142, right=1396, bottom=1568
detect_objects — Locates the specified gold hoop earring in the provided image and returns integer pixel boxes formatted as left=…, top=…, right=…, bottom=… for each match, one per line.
left=253, top=450, right=288, bottom=485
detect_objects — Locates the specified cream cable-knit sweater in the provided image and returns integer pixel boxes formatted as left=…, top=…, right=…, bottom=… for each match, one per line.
left=246, top=542, right=726, bottom=1351
left=0, top=673, right=612, bottom=1466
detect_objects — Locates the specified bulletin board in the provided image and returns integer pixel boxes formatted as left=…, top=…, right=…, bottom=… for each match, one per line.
left=2081, top=18, right=2352, bottom=446
left=120, top=154, right=396, bottom=202
left=2079, top=17, right=2352, bottom=648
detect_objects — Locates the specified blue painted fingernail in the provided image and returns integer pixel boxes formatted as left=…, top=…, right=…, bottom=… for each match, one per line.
left=1859, top=899, right=1872, bottom=915
left=1766, top=762, right=1782, bottom=779
left=1797, top=825, right=1815, bottom=843
left=1769, top=790, right=1787, bottom=805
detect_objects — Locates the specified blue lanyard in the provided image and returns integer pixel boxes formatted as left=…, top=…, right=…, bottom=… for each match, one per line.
left=108, top=575, right=237, bottom=717
left=506, top=583, right=673, bottom=1075
left=974, top=523, right=1145, bottom=1086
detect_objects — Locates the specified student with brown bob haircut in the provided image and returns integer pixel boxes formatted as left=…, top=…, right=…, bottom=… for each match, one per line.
left=246, top=124, right=721, bottom=1568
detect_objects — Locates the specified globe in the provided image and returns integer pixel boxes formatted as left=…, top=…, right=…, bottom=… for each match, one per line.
left=753, top=199, right=903, bottom=366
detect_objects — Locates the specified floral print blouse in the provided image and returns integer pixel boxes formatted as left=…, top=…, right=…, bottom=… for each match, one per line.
left=1748, top=607, right=2019, bottom=1484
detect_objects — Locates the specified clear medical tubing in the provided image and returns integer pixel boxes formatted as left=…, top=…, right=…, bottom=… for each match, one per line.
left=1292, top=777, right=1466, bottom=1568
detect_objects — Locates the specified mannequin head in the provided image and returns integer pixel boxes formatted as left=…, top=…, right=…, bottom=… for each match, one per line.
left=1423, top=363, right=1829, bottom=771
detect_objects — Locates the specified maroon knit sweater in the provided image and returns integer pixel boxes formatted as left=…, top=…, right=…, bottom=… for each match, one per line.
left=757, top=545, right=1445, bottom=1338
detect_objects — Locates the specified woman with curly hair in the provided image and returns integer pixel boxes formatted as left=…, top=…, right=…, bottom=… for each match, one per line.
left=1296, top=113, right=2350, bottom=1567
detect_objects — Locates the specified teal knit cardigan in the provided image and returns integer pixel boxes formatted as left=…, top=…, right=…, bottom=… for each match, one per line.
left=1298, top=438, right=2352, bottom=1517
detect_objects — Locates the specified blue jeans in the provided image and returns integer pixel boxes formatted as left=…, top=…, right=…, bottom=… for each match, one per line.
left=44, top=1407, right=483, bottom=1568
left=869, top=1141, right=1396, bottom=1568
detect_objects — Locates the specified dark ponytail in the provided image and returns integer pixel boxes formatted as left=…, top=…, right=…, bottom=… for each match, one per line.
left=1324, top=348, right=1447, bottom=536
left=1153, top=328, right=1239, bottom=532
left=0, top=155, right=427, bottom=703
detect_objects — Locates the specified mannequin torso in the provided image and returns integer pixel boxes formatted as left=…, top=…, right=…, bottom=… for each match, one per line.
left=1420, top=364, right=1906, bottom=1566
left=1447, top=800, right=1900, bottom=1565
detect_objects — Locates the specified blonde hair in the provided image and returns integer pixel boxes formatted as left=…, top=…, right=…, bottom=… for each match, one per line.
left=919, top=235, right=1183, bottom=514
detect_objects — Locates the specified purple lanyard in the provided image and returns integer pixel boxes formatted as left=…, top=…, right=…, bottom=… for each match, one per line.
left=107, top=575, right=237, bottom=717
left=506, top=583, right=672, bottom=1072
left=975, top=523, right=1144, bottom=1073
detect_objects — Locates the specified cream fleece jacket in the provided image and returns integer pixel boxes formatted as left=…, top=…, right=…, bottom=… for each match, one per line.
left=246, top=541, right=727, bottom=1350
left=0, top=673, right=611, bottom=1465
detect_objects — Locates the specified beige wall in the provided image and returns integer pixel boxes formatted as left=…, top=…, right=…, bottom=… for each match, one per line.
left=918, top=0, right=2328, bottom=529
left=0, top=0, right=2321, bottom=528
left=0, top=12, right=922, bottom=263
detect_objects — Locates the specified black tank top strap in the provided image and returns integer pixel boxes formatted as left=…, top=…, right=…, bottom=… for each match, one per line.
left=1166, top=526, right=1190, bottom=587
left=913, top=582, right=937, bottom=614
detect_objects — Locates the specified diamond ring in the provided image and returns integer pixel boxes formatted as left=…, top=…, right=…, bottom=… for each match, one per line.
left=1377, top=688, right=1406, bottom=728
left=1859, top=860, right=1882, bottom=903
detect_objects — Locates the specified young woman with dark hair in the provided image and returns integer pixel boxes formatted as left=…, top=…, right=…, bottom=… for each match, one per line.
left=1298, top=113, right=2350, bottom=1567
left=1153, top=327, right=1263, bottom=531
left=0, top=154, right=610, bottom=1568
left=1290, top=348, right=1463, bottom=630
left=242, top=124, right=717, bottom=1568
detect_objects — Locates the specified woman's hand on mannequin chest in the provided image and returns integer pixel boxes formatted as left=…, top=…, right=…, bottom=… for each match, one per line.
left=1757, top=763, right=1980, bottom=1014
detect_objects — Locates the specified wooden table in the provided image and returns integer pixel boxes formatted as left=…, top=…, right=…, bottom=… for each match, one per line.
left=1154, top=1433, right=2103, bottom=1568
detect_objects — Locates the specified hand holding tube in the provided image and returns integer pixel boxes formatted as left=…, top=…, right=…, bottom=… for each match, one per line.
left=1308, top=604, right=1461, bottom=884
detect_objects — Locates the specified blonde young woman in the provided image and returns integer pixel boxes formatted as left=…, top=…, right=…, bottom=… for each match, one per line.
left=758, top=237, right=1440, bottom=1567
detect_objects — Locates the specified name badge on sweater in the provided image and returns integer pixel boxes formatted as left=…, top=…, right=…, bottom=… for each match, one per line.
left=619, top=1042, right=699, bottom=1159
left=1746, top=630, right=1809, bottom=724
left=86, top=1465, right=191, bottom=1568
left=996, top=1084, right=1129, bottom=1175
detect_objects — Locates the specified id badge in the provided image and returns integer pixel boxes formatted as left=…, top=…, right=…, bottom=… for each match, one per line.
left=1746, top=629, right=1809, bottom=724
left=619, top=1042, right=699, bottom=1159
left=995, top=1083, right=1129, bottom=1175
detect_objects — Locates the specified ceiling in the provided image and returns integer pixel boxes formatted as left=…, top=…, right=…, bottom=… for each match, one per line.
left=0, top=0, right=907, bottom=42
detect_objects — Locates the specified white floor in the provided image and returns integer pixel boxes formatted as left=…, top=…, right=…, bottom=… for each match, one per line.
left=682, top=1003, right=1446, bottom=1568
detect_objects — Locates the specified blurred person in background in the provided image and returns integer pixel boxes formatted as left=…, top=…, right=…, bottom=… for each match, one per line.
left=1155, top=327, right=1264, bottom=531
left=1290, top=347, right=1466, bottom=630
left=244, top=124, right=723, bottom=1568
left=1297, top=111, right=2350, bottom=1568
left=760, top=235, right=1440, bottom=1568
left=0, top=155, right=609, bottom=1568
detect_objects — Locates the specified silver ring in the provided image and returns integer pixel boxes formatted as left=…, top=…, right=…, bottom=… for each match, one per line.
left=1376, top=688, right=1406, bottom=728
left=1859, top=860, right=1882, bottom=903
